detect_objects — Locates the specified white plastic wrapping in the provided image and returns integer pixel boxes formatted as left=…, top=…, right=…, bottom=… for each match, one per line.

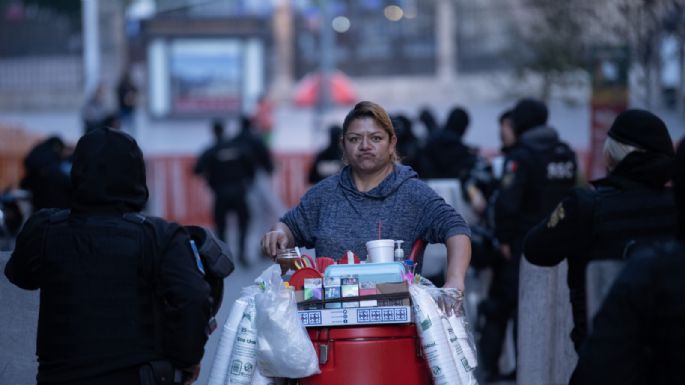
left=411, top=284, right=461, bottom=385
left=448, top=313, right=478, bottom=371
left=207, top=297, right=250, bottom=385
left=410, top=283, right=479, bottom=385
left=254, top=265, right=320, bottom=378
left=227, top=301, right=258, bottom=385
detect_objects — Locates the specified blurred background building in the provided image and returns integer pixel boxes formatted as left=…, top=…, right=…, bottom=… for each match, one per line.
left=1, top=0, right=685, bottom=225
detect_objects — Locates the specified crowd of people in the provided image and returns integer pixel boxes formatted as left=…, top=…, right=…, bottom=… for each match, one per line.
left=305, top=99, right=684, bottom=384
left=4, top=95, right=685, bottom=385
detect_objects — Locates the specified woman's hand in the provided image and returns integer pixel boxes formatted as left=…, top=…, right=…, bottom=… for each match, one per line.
left=261, top=222, right=295, bottom=258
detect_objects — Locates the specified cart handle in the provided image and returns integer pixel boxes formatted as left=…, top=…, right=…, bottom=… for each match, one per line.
left=408, top=239, right=426, bottom=262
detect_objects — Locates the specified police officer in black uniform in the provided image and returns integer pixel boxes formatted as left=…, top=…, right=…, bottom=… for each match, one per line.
left=480, top=98, right=578, bottom=381
left=5, top=128, right=213, bottom=385
left=195, top=119, right=257, bottom=266
left=524, top=109, right=677, bottom=352
left=420, top=106, right=480, bottom=180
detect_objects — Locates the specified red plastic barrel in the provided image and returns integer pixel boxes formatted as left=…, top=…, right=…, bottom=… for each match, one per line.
left=300, top=324, right=432, bottom=385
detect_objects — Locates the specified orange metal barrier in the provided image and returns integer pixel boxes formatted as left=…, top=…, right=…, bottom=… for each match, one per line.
left=0, top=146, right=590, bottom=227
left=0, top=146, right=315, bottom=226
left=0, top=124, right=43, bottom=189
left=145, top=152, right=314, bottom=226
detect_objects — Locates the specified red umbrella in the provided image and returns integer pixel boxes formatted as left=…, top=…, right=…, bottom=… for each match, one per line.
left=293, top=71, right=357, bottom=107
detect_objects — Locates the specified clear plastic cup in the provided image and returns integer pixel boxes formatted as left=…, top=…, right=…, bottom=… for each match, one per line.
left=276, top=248, right=301, bottom=275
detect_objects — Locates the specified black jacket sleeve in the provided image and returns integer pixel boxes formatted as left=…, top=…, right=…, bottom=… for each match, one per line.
left=494, top=152, right=529, bottom=244
left=155, top=222, right=212, bottom=368
left=4, top=208, right=58, bottom=290
left=523, top=187, right=593, bottom=266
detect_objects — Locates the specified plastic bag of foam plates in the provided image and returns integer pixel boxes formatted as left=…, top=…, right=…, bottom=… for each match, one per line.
left=254, top=265, right=320, bottom=378
left=410, top=281, right=478, bottom=385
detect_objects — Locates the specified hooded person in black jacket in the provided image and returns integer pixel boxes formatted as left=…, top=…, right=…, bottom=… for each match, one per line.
left=568, top=138, right=685, bottom=385
left=20, top=136, right=72, bottom=211
left=308, top=124, right=344, bottom=184
left=420, top=106, right=479, bottom=180
left=5, top=127, right=212, bottom=385
left=524, top=109, right=677, bottom=352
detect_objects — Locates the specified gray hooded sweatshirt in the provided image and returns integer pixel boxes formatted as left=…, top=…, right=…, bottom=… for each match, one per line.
left=282, top=164, right=470, bottom=261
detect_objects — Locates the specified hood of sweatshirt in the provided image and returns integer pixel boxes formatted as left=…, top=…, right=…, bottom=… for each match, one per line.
left=70, top=127, right=149, bottom=213
left=517, top=125, right=560, bottom=152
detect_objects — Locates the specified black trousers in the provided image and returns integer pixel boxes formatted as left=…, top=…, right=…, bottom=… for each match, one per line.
left=478, top=255, right=519, bottom=375
left=213, top=192, right=249, bottom=261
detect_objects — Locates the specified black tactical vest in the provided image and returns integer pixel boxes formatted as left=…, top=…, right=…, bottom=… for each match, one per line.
left=520, top=141, right=578, bottom=229
left=567, top=177, right=676, bottom=350
left=589, top=178, right=677, bottom=261
left=38, top=210, right=164, bottom=377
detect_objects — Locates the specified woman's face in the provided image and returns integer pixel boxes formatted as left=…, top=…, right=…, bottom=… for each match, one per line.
left=342, top=117, right=397, bottom=174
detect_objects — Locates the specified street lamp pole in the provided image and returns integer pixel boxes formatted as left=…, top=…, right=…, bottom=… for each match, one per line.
left=319, top=0, right=335, bottom=111
left=82, top=0, right=100, bottom=97
left=315, top=0, right=335, bottom=132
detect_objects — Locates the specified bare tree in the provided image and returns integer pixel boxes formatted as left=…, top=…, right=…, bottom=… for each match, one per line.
left=508, top=0, right=596, bottom=101
left=511, top=0, right=685, bottom=107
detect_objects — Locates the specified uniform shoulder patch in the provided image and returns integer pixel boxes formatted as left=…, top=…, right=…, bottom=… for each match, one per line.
left=546, top=202, right=565, bottom=228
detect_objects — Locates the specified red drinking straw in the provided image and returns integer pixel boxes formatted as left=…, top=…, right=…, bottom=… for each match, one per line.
left=377, top=220, right=382, bottom=239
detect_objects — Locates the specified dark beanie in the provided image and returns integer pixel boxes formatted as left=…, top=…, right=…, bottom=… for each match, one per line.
left=444, top=107, right=470, bottom=138
left=511, top=98, right=548, bottom=135
left=607, top=109, right=674, bottom=157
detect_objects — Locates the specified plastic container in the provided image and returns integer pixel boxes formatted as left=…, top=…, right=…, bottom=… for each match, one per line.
left=366, top=239, right=395, bottom=263
left=300, top=324, right=431, bottom=385
left=276, top=248, right=301, bottom=275
left=323, top=262, right=405, bottom=284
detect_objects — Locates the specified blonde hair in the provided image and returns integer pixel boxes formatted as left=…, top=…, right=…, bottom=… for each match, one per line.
left=603, top=136, right=643, bottom=172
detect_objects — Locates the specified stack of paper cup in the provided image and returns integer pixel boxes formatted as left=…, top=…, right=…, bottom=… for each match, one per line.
left=366, top=239, right=395, bottom=263
left=410, top=285, right=460, bottom=385
left=228, top=302, right=258, bottom=385
left=207, top=297, right=250, bottom=385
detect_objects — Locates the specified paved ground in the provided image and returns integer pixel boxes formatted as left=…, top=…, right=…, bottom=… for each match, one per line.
left=0, top=251, right=39, bottom=385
